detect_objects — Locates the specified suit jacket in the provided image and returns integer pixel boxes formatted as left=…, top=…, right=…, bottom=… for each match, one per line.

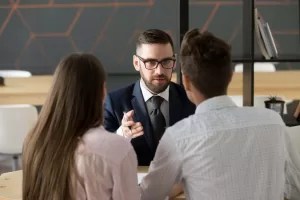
left=104, top=81, right=195, bottom=166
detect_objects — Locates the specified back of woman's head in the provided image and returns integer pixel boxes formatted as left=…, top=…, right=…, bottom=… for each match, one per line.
left=22, top=53, right=106, bottom=200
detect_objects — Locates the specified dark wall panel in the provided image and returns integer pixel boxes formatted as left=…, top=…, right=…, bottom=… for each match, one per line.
left=0, top=0, right=298, bottom=74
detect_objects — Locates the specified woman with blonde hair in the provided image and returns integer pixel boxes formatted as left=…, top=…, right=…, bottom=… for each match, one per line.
left=22, top=53, right=140, bottom=200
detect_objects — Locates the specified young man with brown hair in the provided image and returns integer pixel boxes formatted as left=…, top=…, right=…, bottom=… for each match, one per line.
left=139, top=29, right=300, bottom=200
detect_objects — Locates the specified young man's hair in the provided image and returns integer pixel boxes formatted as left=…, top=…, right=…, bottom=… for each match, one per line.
left=136, top=29, right=174, bottom=52
left=180, top=29, right=232, bottom=98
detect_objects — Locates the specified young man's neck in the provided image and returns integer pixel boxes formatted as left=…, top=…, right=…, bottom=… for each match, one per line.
left=193, top=93, right=227, bottom=106
left=190, top=88, right=207, bottom=106
left=194, top=96, right=206, bottom=106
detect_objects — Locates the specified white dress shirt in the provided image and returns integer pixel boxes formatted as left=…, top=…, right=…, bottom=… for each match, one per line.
left=75, top=126, right=140, bottom=200
left=140, top=95, right=300, bottom=200
left=117, top=79, right=169, bottom=138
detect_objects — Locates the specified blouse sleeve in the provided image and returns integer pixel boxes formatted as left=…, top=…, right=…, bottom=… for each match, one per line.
left=75, top=153, right=114, bottom=200
left=112, top=147, right=140, bottom=200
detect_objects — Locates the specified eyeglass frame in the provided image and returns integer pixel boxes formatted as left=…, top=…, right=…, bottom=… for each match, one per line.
left=135, top=54, right=176, bottom=70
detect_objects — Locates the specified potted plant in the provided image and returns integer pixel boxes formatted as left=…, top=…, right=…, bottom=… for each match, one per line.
left=264, top=95, right=285, bottom=116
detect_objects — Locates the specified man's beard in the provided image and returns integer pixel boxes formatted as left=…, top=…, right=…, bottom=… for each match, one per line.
left=141, top=72, right=171, bottom=94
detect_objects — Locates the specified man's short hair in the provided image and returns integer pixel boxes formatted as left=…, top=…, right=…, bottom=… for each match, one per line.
left=136, top=29, right=174, bottom=52
left=180, top=29, right=232, bottom=98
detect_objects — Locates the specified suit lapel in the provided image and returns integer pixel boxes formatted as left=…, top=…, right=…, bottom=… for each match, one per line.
left=131, top=81, right=155, bottom=152
left=169, top=83, right=183, bottom=126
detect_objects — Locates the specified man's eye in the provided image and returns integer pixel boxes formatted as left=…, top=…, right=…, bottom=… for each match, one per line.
left=147, top=61, right=157, bottom=66
left=162, top=60, right=172, bottom=65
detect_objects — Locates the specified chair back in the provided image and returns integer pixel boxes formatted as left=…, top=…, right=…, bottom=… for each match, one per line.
left=0, top=105, right=38, bottom=154
left=0, top=70, right=32, bottom=78
left=234, top=62, right=276, bottom=72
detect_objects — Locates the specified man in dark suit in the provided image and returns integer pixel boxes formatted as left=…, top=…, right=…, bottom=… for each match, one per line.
left=104, top=29, right=195, bottom=166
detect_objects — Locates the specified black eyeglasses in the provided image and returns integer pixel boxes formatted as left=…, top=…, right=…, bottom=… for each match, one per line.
left=135, top=54, right=176, bottom=70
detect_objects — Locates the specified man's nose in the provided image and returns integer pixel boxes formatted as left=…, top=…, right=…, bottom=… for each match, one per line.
left=155, top=63, right=164, bottom=74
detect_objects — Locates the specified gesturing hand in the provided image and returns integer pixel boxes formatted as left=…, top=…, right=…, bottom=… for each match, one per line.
left=122, top=110, right=144, bottom=139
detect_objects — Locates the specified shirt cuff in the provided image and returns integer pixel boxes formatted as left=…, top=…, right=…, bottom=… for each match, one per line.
left=116, top=126, right=132, bottom=141
left=116, top=126, right=124, bottom=136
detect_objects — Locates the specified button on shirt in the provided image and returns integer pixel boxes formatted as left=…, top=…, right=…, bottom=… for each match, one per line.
left=140, top=95, right=300, bottom=200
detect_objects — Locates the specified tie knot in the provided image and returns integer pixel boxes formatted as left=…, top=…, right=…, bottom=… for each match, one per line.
left=151, top=96, right=164, bottom=109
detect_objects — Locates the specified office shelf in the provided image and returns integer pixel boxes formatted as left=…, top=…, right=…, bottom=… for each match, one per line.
left=232, top=55, right=300, bottom=63
left=179, top=0, right=300, bottom=106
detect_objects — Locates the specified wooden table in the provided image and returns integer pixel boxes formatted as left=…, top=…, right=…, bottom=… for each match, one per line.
left=0, top=168, right=185, bottom=200
left=0, top=169, right=290, bottom=200
left=0, top=71, right=300, bottom=105
left=0, top=170, right=22, bottom=200
left=228, top=70, right=300, bottom=100
left=0, top=76, right=52, bottom=105
left=0, top=73, right=177, bottom=105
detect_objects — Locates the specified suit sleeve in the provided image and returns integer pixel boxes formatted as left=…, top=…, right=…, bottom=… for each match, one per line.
left=104, top=93, right=120, bottom=133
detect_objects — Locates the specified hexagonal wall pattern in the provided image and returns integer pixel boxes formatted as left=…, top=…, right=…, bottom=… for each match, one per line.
left=0, top=0, right=299, bottom=74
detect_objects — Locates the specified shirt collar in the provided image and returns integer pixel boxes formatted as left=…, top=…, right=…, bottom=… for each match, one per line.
left=140, top=79, right=169, bottom=102
left=196, top=95, right=237, bottom=114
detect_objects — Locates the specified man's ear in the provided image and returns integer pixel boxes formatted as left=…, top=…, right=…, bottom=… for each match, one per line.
left=133, top=55, right=140, bottom=71
left=173, top=54, right=177, bottom=70
left=102, top=82, right=107, bottom=103
left=182, top=73, right=191, bottom=92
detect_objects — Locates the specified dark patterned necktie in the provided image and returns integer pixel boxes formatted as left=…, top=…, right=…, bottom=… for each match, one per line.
left=149, top=96, right=166, bottom=145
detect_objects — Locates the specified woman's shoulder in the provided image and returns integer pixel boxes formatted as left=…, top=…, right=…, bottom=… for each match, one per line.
left=77, top=126, right=134, bottom=164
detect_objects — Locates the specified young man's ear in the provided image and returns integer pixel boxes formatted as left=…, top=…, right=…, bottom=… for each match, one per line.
left=182, top=73, right=191, bottom=92
left=133, top=55, right=140, bottom=71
